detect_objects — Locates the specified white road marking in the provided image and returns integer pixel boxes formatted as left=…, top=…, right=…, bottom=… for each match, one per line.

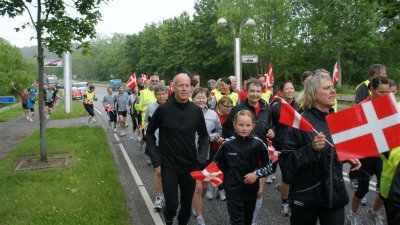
left=118, top=143, right=163, bottom=225
left=94, top=107, right=102, bottom=115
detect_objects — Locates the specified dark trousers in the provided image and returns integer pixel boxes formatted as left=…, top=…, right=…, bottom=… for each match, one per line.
left=108, top=111, right=117, bottom=123
left=355, top=157, right=382, bottom=199
left=129, top=113, right=138, bottom=131
left=226, top=197, right=257, bottom=225
left=161, top=166, right=195, bottom=225
left=290, top=206, right=345, bottom=225
left=382, top=196, right=400, bottom=225
left=83, top=103, right=94, bottom=116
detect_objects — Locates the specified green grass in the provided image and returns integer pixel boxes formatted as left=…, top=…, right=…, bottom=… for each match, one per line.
left=335, top=84, right=356, bottom=95
left=51, top=100, right=85, bottom=120
left=0, top=104, right=24, bottom=122
left=0, top=127, right=131, bottom=225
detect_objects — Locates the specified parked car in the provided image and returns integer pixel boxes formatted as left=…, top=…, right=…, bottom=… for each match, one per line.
left=71, top=82, right=87, bottom=100
left=108, top=79, right=122, bottom=91
left=56, top=80, right=64, bottom=88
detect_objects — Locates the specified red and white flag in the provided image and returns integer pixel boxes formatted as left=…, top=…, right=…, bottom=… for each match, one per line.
left=279, top=99, right=314, bottom=132
left=326, top=93, right=400, bottom=161
left=263, top=63, right=274, bottom=89
left=332, top=62, right=339, bottom=85
left=141, top=74, right=149, bottom=81
left=267, top=141, right=280, bottom=163
left=126, top=73, right=137, bottom=89
left=190, top=162, right=224, bottom=186
left=105, top=104, right=113, bottom=112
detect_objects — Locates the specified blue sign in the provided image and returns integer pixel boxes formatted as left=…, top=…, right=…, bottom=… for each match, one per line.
left=0, top=96, right=15, bottom=103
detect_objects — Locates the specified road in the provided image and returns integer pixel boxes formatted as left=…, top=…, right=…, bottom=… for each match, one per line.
left=91, top=86, right=385, bottom=225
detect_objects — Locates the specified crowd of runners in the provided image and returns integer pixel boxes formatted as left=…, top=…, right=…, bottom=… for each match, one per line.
left=87, top=63, right=399, bottom=225
left=12, top=64, right=396, bottom=225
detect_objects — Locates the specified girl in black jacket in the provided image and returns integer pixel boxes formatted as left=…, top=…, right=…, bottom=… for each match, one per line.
left=214, top=109, right=272, bottom=225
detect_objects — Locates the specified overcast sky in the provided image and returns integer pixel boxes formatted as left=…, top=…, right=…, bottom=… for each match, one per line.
left=0, top=0, right=196, bottom=48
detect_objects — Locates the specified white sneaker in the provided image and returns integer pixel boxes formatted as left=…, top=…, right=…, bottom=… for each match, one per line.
left=137, top=135, right=142, bottom=142
left=192, top=207, right=197, bottom=217
left=93, top=118, right=97, bottom=122
left=130, top=135, right=134, bottom=139
left=206, top=185, right=215, bottom=200
left=271, top=174, right=276, bottom=180
left=367, top=208, right=384, bottom=225
left=26, top=116, right=30, bottom=121
left=113, top=128, right=117, bottom=133
left=120, top=131, right=125, bottom=137
left=29, top=118, right=34, bottom=122
left=361, top=197, right=367, bottom=206
left=196, top=215, right=206, bottom=225
left=281, top=203, right=291, bottom=217
left=218, top=189, right=226, bottom=201
left=146, top=156, right=151, bottom=165
left=154, top=196, right=164, bottom=209
left=266, top=176, right=272, bottom=184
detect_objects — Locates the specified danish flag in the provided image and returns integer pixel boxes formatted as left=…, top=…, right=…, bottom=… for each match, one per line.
left=279, top=98, right=314, bottom=132
left=332, top=62, right=339, bottom=85
left=190, top=162, right=224, bottom=186
left=267, top=141, right=280, bottom=163
left=141, top=74, right=149, bottom=81
left=126, top=73, right=137, bottom=89
left=326, top=93, right=400, bottom=161
left=105, top=104, right=113, bottom=112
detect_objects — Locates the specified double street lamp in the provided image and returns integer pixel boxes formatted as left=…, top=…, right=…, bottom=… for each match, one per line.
left=218, top=17, right=256, bottom=90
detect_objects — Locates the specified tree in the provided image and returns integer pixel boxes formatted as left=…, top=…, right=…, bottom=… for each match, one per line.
left=0, top=0, right=108, bottom=162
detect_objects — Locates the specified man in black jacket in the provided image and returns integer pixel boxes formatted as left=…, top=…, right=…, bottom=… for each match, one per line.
left=146, top=73, right=209, bottom=225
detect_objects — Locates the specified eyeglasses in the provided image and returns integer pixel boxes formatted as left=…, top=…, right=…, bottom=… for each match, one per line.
left=220, top=104, right=233, bottom=108
left=151, top=80, right=159, bottom=83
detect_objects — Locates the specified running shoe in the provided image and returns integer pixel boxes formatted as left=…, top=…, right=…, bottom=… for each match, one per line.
left=113, top=128, right=117, bottom=133
left=361, top=197, right=367, bottom=206
left=346, top=212, right=358, bottom=225
left=25, top=116, right=29, bottom=121
left=154, top=196, right=164, bottom=209
left=271, top=173, right=276, bottom=180
left=196, top=215, right=206, bottom=225
left=93, top=118, right=97, bottom=122
left=137, top=135, right=142, bottom=142
left=28, top=118, right=34, bottom=122
left=281, top=203, right=291, bottom=217
left=206, top=185, right=215, bottom=200
left=350, top=179, right=358, bottom=189
left=192, top=207, right=197, bottom=217
left=266, top=176, right=272, bottom=184
left=367, top=208, right=384, bottom=225
left=120, top=131, right=126, bottom=137
left=146, top=156, right=151, bottom=165
left=218, top=189, right=226, bottom=201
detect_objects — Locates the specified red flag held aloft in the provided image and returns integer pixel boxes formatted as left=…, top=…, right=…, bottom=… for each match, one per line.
left=279, top=99, right=314, bottom=132
left=326, top=93, right=400, bottom=161
left=126, top=73, right=137, bottom=89
left=332, top=62, right=339, bottom=85
left=190, top=162, right=224, bottom=186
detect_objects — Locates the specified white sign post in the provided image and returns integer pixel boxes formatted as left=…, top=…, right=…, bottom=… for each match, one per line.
left=63, top=54, right=72, bottom=113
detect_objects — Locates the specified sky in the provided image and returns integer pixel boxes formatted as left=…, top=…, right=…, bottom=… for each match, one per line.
left=0, top=0, right=196, bottom=48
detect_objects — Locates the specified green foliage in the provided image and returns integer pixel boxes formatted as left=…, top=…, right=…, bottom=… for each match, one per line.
left=0, top=127, right=131, bottom=224
left=0, top=105, right=24, bottom=122
left=0, top=38, right=34, bottom=96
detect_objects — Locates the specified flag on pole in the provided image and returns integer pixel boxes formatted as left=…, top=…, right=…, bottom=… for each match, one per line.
left=141, top=74, right=149, bottom=81
left=279, top=99, right=314, bottom=132
left=332, top=62, right=339, bottom=85
left=267, top=141, right=280, bottom=163
left=190, top=162, right=224, bottom=186
left=126, top=73, right=137, bottom=89
left=326, top=93, right=400, bottom=161
left=268, top=63, right=274, bottom=87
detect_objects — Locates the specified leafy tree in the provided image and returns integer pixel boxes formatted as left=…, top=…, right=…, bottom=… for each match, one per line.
left=0, top=0, right=108, bottom=162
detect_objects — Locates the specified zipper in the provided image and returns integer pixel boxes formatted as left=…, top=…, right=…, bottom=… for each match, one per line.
left=329, top=147, right=333, bottom=208
left=296, top=181, right=321, bottom=193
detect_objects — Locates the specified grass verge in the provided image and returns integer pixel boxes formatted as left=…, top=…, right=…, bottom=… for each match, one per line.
left=51, top=100, right=85, bottom=120
left=0, top=104, right=24, bottom=122
left=0, top=127, right=131, bottom=225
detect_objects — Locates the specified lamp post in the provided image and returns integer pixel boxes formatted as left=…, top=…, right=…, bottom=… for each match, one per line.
left=218, top=17, right=256, bottom=90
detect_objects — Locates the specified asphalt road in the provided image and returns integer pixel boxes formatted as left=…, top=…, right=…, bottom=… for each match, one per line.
left=91, top=86, right=386, bottom=225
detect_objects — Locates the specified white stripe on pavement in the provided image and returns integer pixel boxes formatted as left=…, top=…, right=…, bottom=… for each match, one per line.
left=94, top=107, right=102, bottom=115
left=118, top=143, right=164, bottom=225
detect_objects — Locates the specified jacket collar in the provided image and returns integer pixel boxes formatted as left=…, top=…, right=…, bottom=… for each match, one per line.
left=244, top=98, right=268, bottom=109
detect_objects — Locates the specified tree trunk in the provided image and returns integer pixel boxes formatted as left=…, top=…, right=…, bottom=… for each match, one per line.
left=37, top=0, right=47, bottom=162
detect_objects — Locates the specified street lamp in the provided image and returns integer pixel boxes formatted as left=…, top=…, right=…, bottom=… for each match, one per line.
left=218, top=17, right=256, bottom=90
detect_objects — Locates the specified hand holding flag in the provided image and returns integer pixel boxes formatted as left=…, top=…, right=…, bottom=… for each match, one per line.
left=126, top=73, right=137, bottom=89
left=190, top=162, right=224, bottom=186
left=105, top=104, right=113, bottom=112
left=267, top=141, right=280, bottom=163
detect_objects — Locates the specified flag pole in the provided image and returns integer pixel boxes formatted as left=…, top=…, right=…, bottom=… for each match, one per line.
left=312, top=128, right=334, bottom=147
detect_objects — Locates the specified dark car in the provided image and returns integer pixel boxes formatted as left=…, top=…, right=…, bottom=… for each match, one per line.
left=108, top=79, right=122, bottom=91
left=56, top=80, right=64, bottom=88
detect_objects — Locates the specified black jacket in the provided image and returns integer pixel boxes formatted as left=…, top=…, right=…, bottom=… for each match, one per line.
left=222, top=99, right=272, bottom=143
left=270, top=98, right=299, bottom=151
left=281, top=107, right=349, bottom=209
left=214, top=135, right=272, bottom=200
left=146, top=94, right=209, bottom=170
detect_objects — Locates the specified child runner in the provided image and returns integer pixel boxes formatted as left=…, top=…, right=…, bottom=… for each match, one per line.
left=102, top=87, right=117, bottom=133
left=214, top=109, right=273, bottom=225
left=83, top=85, right=97, bottom=126
left=114, top=85, right=129, bottom=137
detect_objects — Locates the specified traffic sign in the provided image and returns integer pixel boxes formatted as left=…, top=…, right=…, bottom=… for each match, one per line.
left=241, top=54, right=258, bottom=63
left=0, top=96, right=15, bottom=103
left=44, top=59, right=63, bottom=67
